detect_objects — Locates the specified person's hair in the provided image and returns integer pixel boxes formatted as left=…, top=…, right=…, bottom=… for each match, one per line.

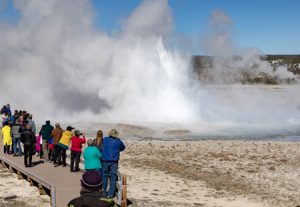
left=15, top=119, right=20, bottom=125
left=87, top=139, right=95, bottom=146
left=26, top=124, right=31, bottom=130
left=95, top=130, right=103, bottom=146
left=23, top=113, right=29, bottom=120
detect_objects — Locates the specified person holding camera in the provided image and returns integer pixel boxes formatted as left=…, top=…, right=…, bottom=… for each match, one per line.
left=102, top=129, right=125, bottom=199
left=70, top=129, right=86, bottom=172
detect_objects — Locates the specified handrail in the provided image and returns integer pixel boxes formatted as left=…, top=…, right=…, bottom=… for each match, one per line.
left=0, top=149, right=127, bottom=207
left=0, top=154, right=56, bottom=207
left=66, top=149, right=127, bottom=207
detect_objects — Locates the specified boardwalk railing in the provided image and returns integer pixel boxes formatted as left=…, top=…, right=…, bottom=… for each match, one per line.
left=116, top=170, right=127, bottom=207
left=0, top=155, right=56, bottom=206
left=67, top=150, right=128, bottom=207
left=0, top=151, right=127, bottom=207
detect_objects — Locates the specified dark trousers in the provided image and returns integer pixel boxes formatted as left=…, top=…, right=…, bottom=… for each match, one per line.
left=24, top=144, right=33, bottom=167
left=4, top=144, right=10, bottom=154
left=39, top=144, right=44, bottom=158
left=57, top=146, right=67, bottom=166
left=70, top=150, right=81, bottom=171
left=48, top=148, right=53, bottom=161
left=52, top=144, right=60, bottom=164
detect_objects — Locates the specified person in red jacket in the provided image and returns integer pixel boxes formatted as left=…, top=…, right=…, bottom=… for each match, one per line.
left=70, top=130, right=86, bottom=172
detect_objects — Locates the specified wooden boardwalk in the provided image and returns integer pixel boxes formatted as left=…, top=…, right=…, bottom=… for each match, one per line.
left=0, top=143, right=82, bottom=207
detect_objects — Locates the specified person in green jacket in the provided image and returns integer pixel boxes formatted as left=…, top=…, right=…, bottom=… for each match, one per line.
left=39, top=120, right=54, bottom=162
left=83, top=139, right=102, bottom=176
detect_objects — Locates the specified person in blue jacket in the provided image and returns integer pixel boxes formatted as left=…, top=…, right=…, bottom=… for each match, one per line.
left=102, top=129, right=125, bottom=199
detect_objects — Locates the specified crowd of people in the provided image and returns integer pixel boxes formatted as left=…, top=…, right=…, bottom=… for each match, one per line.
left=1, top=104, right=126, bottom=207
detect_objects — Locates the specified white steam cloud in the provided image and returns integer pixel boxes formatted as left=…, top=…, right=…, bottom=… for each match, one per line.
left=0, top=0, right=198, bottom=124
left=0, top=1, right=299, bottom=137
left=201, top=9, right=297, bottom=84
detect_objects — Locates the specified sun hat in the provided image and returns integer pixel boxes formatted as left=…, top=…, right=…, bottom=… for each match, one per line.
left=108, top=129, right=119, bottom=138
left=81, top=171, right=103, bottom=191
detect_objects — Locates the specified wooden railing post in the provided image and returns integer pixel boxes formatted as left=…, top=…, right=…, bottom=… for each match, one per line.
left=121, top=175, right=127, bottom=207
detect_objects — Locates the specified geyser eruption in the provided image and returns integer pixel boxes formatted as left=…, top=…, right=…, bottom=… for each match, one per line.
left=0, top=0, right=199, bottom=124
left=0, top=0, right=299, bottom=137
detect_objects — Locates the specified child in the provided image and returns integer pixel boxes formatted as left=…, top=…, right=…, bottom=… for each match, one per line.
left=48, top=136, right=54, bottom=162
left=35, top=135, right=43, bottom=158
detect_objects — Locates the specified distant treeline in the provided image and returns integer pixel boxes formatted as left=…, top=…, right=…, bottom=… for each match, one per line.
left=191, top=55, right=300, bottom=84
left=192, top=55, right=300, bottom=75
left=262, top=55, right=300, bottom=64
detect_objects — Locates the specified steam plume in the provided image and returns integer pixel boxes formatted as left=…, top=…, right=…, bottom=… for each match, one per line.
left=0, top=0, right=198, bottom=124
left=0, top=1, right=299, bottom=137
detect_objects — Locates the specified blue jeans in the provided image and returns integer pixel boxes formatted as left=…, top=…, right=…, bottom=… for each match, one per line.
left=13, top=137, right=22, bottom=155
left=102, top=161, right=118, bottom=198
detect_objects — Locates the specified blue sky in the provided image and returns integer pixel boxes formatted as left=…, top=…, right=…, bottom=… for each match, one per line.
left=1, top=0, right=299, bottom=54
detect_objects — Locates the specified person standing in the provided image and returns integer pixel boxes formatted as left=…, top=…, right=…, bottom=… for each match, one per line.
left=35, top=134, right=43, bottom=158
left=95, top=130, right=104, bottom=151
left=48, top=136, right=54, bottom=162
left=39, top=120, right=54, bottom=162
left=18, top=119, right=28, bottom=156
left=2, top=113, right=9, bottom=126
left=1, top=121, right=12, bottom=154
left=51, top=123, right=63, bottom=164
left=95, top=130, right=104, bottom=171
left=1, top=103, right=11, bottom=116
left=70, top=130, right=86, bottom=172
left=11, top=120, right=22, bottom=156
left=102, top=129, right=125, bottom=199
left=55, top=126, right=74, bottom=167
left=27, top=114, right=36, bottom=135
left=12, top=110, right=19, bottom=124
left=83, top=139, right=102, bottom=175
left=20, top=125, right=36, bottom=167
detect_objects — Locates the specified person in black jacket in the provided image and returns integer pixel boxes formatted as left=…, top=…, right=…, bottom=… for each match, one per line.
left=20, top=125, right=36, bottom=167
left=67, top=171, right=114, bottom=207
